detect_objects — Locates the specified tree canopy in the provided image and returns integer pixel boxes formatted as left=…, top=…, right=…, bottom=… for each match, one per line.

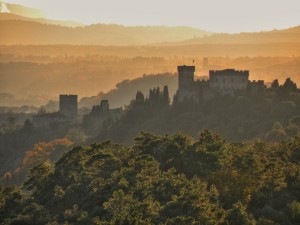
left=1, top=131, right=300, bottom=225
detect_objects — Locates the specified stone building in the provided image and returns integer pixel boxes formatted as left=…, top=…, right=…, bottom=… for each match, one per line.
left=91, top=100, right=123, bottom=121
left=177, top=65, right=197, bottom=102
left=32, top=112, right=67, bottom=128
left=33, top=94, right=78, bottom=127
left=209, top=69, right=249, bottom=94
left=59, top=94, right=78, bottom=117
left=250, top=80, right=265, bottom=92
left=177, top=65, right=264, bottom=102
left=83, top=99, right=123, bottom=132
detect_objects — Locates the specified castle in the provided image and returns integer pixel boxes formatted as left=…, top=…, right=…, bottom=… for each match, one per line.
left=90, top=99, right=123, bottom=120
left=32, top=65, right=264, bottom=127
left=59, top=94, right=78, bottom=117
left=83, top=99, right=123, bottom=132
left=177, top=65, right=264, bottom=102
left=33, top=94, right=78, bottom=127
left=32, top=92, right=125, bottom=128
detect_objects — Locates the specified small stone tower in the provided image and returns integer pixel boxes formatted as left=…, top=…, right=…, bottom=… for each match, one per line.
left=59, top=94, right=78, bottom=117
left=177, top=65, right=195, bottom=101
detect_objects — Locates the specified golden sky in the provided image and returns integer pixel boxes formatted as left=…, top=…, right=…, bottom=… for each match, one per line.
left=4, top=0, right=300, bottom=33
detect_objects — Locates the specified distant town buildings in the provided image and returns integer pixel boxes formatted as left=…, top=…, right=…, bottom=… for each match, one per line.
left=177, top=65, right=264, bottom=102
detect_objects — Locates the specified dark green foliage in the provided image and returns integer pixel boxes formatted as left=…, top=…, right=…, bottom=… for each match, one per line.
left=225, top=202, right=256, bottom=225
left=283, top=78, right=297, bottom=93
left=92, top=82, right=300, bottom=145
left=287, top=201, right=300, bottom=223
left=1, top=132, right=300, bottom=224
left=162, top=85, right=170, bottom=105
left=0, top=119, right=72, bottom=185
left=135, top=90, right=145, bottom=104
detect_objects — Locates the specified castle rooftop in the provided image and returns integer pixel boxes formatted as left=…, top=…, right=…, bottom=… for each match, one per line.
left=209, top=69, right=249, bottom=76
left=178, top=65, right=195, bottom=72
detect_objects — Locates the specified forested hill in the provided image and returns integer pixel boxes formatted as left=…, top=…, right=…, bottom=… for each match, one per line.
left=1, top=131, right=300, bottom=224
left=79, top=73, right=177, bottom=109
left=83, top=78, right=300, bottom=144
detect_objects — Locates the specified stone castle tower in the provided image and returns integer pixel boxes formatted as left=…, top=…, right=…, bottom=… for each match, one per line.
left=177, top=65, right=196, bottom=102
left=177, top=65, right=258, bottom=102
left=59, top=94, right=78, bottom=117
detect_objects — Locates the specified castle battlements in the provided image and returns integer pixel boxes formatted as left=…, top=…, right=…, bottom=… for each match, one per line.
left=177, top=65, right=263, bottom=102
left=59, top=94, right=78, bottom=117
left=177, top=65, right=195, bottom=72
left=209, top=69, right=249, bottom=75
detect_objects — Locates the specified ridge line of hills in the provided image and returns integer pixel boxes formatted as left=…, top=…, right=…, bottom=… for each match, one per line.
left=1, top=11, right=300, bottom=46
left=0, top=12, right=83, bottom=27
left=0, top=14, right=212, bottom=45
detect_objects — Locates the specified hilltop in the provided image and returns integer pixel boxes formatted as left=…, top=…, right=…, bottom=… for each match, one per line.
left=166, top=26, right=300, bottom=46
left=0, top=2, right=299, bottom=47
left=0, top=13, right=83, bottom=27
left=79, top=73, right=178, bottom=109
left=0, top=18, right=211, bottom=45
left=0, top=2, right=46, bottom=18
left=1, top=16, right=300, bottom=46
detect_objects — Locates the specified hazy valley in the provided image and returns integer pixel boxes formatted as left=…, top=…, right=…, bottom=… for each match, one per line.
left=1, top=2, right=300, bottom=224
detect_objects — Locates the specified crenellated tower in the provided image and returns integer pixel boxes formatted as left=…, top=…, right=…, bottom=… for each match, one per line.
left=177, top=65, right=196, bottom=101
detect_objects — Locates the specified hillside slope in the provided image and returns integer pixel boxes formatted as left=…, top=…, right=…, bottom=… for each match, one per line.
left=172, top=26, right=300, bottom=45
left=1, top=2, right=46, bottom=18
left=0, top=13, right=83, bottom=27
left=0, top=19, right=211, bottom=45
left=79, top=73, right=178, bottom=108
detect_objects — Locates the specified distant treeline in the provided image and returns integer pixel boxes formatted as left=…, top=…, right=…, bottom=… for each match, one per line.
left=87, top=77, right=300, bottom=144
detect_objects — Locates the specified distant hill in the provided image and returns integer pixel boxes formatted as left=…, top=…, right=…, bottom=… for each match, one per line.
left=0, top=18, right=212, bottom=45
left=1, top=2, right=47, bottom=18
left=79, top=73, right=178, bottom=109
left=0, top=2, right=299, bottom=46
left=0, top=13, right=83, bottom=27
left=1, top=16, right=299, bottom=46
left=170, top=26, right=300, bottom=45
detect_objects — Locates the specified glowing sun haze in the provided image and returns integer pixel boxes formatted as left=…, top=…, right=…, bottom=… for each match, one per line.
left=4, top=0, right=300, bottom=33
